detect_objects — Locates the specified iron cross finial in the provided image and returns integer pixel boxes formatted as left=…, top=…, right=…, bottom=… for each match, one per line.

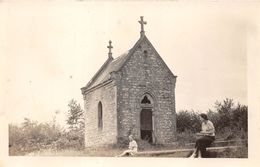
left=138, top=16, right=147, bottom=37
left=107, top=40, right=113, bottom=58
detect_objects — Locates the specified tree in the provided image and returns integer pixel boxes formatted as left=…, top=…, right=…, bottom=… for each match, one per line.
left=232, top=103, right=248, bottom=132
left=66, top=99, right=85, bottom=148
left=212, top=98, right=248, bottom=139
left=206, top=109, right=221, bottom=132
left=214, top=98, right=234, bottom=130
left=66, top=99, right=84, bottom=131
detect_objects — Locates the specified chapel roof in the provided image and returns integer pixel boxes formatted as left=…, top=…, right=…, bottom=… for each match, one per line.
left=81, top=17, right=176, bottom=94
left=81, top=35, right=145, bottom=93
left=85, top=51, right=129, bottom=90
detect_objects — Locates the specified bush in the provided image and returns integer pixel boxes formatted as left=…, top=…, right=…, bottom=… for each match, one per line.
left=9, top=99, right=86, bottom=155
left=213, top=99, right=248, bottom=133
left=9, top=118, right=63, bottom=155
left=217, top=146, right=248, bottom=158
left=176, top=98, right=248, bottom=143
left=177, top=99, right=248, bottom=133
left=176, top=130, right=196, bottom=147
left=116, top=137, right=129, bottom=149
left=176, top=110, right=200, bottom=133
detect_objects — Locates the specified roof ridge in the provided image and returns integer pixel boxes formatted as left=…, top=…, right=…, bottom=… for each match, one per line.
left=84, top=56, right=113, bottom=88
left=112, top=51, right=129, bottom=61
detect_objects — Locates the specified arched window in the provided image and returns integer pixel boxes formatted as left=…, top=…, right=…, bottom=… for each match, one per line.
left=98, top=102, right=103, bottom=130
left=141, top=96, right=151, bottom=104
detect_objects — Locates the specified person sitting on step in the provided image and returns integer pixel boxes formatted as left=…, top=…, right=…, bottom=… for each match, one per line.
left=117, top=135, right=138, bottom=157
left=189, top=113, right=215, bottom=158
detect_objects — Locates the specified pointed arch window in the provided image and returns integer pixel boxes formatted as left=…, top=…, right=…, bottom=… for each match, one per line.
left=98, top=102, right=103, bottom=130
left=141, top=96, right=151, bottom=104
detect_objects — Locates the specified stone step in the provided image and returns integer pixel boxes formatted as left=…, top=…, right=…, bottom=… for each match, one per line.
left=185, top=139, right=247, bottom=147
left=135, top=145, right=242, bottom=156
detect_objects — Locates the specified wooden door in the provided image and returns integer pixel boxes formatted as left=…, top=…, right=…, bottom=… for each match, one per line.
left=140, top=109, right=153, bottom=143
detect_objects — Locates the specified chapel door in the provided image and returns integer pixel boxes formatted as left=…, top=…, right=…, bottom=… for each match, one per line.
left=140, top=109, right=153, bottom=143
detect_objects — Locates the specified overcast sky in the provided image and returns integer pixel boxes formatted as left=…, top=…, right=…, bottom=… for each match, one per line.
left=1, top=1, right=259, bottom=126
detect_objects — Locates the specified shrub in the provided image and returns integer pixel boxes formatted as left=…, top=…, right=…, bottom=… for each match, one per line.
left=176, top=110, right=200, bottom=133
left=176, top=130, right=196, bottom=147
left=176, top=98, right=248, bottom=143
left=217, top=146, right=248, bottom=158
left=9, top=99, right=85, bottom=155
left=9, top=118, right=63, bottom=155
left=116, top=137, right=129, bottom=149
left=176, top=99, right=248, bottom=134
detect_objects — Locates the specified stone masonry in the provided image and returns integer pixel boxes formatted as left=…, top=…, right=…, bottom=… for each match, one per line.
left=81, top=17, right=177, bottom=147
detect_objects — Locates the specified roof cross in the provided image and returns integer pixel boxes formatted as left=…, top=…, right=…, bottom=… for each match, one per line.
left=107, top=40, right=113, bottom=58
left=138, top=16, right=147, bottom=37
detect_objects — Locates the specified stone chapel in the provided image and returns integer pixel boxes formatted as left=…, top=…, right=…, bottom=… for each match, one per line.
left=81, top=17, right=177, bottom=147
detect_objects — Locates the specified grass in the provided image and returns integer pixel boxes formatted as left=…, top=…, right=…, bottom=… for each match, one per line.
left=27, top=149, right=86, bottom=156
left=10, top=130, right=248, bottom=158
left=19, top=139, right=247, bottom=158
left=216, top=146, right=248, bottom=158
left=23, top=146, right=247, bottom=158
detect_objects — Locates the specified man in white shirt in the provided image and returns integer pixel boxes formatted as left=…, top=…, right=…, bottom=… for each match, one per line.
left=117, top=135, right=138, bottom=157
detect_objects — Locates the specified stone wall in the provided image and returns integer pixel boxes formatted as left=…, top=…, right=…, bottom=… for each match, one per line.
left=117, top=38, right=177, bottom=144
left=83, top=81, right=117, bottom=147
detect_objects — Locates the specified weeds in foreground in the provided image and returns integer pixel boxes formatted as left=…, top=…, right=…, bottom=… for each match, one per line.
left=216, top=146, right=248, bottom=158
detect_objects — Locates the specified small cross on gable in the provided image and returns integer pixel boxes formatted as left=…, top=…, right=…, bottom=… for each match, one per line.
left=107, top=40, right=113, bottom=58
left=138, top=16, right=147, bottom=37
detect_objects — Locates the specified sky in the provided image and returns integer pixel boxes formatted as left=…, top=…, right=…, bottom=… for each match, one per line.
left=0, top=1, right=259, bottom=126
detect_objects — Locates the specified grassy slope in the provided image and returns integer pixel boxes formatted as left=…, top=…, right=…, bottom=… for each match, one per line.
left=17, top=145, right=247, bottom=158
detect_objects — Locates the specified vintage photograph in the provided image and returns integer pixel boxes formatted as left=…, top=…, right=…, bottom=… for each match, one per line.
left=1, top=1, right=260, bottom=166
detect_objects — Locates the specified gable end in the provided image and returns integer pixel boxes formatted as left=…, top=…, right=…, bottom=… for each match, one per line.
left=118, top=35, right=177, bottom=79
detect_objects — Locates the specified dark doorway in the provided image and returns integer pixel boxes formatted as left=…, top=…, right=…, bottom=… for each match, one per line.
left=140, top=109, right=153, bottom=143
